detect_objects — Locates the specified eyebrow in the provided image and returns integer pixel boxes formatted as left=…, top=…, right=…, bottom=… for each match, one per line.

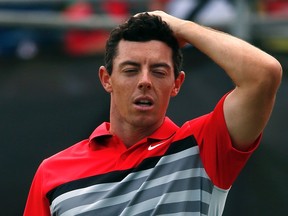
left=119, top=61, right=172, bottom=70
left=119, top=61, right=140, bottom=68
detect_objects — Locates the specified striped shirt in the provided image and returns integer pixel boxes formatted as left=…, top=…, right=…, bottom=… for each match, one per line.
left=24, top=94, right=259, bottom=216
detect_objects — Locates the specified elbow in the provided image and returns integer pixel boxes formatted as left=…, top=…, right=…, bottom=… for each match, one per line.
left=269, top=58, right=282, bottom=85
left=261, top=58, right=283, bottom=93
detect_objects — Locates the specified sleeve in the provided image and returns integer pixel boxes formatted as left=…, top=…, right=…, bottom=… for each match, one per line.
left=24, top=163, right=51, bottom=216
left=191, top=93, right=261, bottom=190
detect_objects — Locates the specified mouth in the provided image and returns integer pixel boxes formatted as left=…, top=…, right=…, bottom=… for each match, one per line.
left=134, top=97, right=154, bottom=109
left=135, top=99, right=153, bottom=106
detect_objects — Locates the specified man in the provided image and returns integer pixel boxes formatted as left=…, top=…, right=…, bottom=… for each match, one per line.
left=24, top=11, right=282, bottom=215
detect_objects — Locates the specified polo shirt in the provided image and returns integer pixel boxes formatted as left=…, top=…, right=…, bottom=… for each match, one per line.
left=24, top=94, right=260, bottom=216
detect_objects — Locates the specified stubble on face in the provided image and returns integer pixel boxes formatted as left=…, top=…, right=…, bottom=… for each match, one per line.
left=108, top=40, right=177, bottom=134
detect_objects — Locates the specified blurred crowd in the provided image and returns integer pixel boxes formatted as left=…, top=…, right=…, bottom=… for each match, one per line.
left=0, top=0, right=287, bottom=59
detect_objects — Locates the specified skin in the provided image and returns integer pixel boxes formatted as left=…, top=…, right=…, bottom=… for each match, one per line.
left=99, top=40, right=185, bottom=147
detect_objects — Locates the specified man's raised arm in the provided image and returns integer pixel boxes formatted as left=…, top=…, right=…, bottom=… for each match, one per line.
left=149, top=10, right=282, bottom=151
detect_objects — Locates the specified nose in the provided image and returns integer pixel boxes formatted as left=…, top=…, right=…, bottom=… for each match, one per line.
left=138, top=72, right=152, bottom=90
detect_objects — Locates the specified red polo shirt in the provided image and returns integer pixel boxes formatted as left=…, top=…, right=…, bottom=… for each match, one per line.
left=24, top=94, right=260, bottom=216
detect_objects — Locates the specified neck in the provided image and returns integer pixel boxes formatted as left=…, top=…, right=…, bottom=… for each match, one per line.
left=109, top=117, right=163, bottom=148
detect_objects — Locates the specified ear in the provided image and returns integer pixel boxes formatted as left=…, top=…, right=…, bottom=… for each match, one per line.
left=99, top=66, right=112, bottom=93
left=171, top=71, right=185, bottom=97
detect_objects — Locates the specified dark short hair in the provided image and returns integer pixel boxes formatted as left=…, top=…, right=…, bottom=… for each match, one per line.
left=104, top=12, right=183, bottom=78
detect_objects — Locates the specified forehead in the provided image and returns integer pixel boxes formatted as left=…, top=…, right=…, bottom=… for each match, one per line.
left=114, top=40, right=173, bottom=65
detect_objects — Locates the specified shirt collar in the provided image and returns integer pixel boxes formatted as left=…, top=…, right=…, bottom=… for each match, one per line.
left=147, top=117, right=179, bottom=141
left=89, top=122, right=112, bottom=141
left=89, top=117, right=179, bottom=146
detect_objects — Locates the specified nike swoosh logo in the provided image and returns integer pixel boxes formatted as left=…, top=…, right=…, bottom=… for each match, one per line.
left=148, top=141, right=166, bottom=151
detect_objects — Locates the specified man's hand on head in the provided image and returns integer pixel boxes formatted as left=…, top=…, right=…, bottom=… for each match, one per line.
left=135, top=10, right=188, bottom=48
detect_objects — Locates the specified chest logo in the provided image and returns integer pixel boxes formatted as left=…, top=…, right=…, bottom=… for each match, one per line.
left=148, top=141, right=166, bottom=151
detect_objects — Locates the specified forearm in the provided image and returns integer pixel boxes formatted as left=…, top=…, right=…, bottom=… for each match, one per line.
left=176, top=20, right=282, bottom=89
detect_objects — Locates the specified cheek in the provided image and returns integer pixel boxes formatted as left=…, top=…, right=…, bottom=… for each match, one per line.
left=156, top=86, right=174, bottom=105
left=112, top=83, right=134, bottom=104
left=111, top=76, right=135, bottom=90
left=157, top=82, right=174, bottom=96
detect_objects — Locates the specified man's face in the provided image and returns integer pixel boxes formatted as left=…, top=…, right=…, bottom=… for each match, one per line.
left=100, top=40, right=184, bottom=129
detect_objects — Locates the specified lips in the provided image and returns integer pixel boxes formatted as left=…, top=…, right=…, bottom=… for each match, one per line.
left=135, top=99, right=152, bottom=106
left=133, top=96, right=154, bottom=109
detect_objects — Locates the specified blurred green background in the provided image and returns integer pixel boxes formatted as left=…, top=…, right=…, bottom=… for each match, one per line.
left=0, top=1, right=287, bottom=215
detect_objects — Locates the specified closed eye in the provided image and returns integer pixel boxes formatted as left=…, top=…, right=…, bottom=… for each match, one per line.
left=152, top=70, right=166, bottom=77
left=151, top=63, right=171, bottom=78
left=123, top=68, right=139, bottom=75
